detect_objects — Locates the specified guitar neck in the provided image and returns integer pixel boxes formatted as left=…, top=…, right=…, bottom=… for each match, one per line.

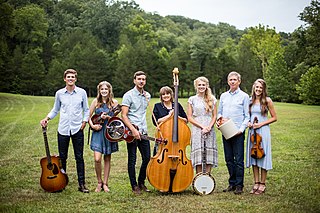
left=42, top=127, right=52, bottom=164
left=141, top=134, right=156, bottom=143
left=140, top=134, right=165, bottom=145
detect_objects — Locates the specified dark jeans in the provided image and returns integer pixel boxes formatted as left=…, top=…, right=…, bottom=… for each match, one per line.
left=58, top=130, right=85, bottom=186
left=223, top=133, right=245, bottom=187
left=126, top=137, right=150, bottom=188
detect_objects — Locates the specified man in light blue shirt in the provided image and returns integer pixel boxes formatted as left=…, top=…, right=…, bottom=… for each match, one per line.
left=121, top=71, right=151, bottom=195
left=40, top=69, right=90, bottom=193
left=217, top=71, right=249, bottom=195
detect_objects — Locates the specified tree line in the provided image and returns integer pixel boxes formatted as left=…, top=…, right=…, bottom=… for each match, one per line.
left=0, top=0, right=319, bottom=104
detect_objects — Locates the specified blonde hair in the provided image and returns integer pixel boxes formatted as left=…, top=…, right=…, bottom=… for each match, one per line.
left=194, top=76, right=215, bottom=112
left=96, top=81, right=114, bottom=108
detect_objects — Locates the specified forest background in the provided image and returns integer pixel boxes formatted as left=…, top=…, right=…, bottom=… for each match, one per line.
left=0, top=0, right=319, bottom=104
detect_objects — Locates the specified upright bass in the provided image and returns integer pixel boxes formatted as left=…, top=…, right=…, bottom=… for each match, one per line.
left=147, top=68, right=193, bottom=192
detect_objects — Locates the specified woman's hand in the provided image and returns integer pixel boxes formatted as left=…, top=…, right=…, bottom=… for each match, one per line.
left=92, top=124, right=102, bottom=131
left=201, top=126, right=211, bottom=134
left=252, top=122, right=262, bottom=129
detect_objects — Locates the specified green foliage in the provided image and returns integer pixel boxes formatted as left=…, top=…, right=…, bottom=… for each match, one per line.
left=296, top=66, right=320, bottom=104
left=0, top=0, right=319, bottom=105
left=265, top=51, right=294, bottom=102
left=240, top=25, right=283, bottom=76
left=299, top=0, right=320, bottom=66
left=13, top=4, right=48, bottom=51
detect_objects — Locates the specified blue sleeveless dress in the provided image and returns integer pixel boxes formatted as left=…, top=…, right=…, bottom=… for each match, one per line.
left=246, top=103, right=272, bottom=170
left=90, top=104, right=119, bottom=155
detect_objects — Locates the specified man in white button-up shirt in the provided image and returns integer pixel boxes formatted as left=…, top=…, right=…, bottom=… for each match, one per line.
left=40, top=69, right=90, bottom=193
left=217, top=71, right=249, bottom=195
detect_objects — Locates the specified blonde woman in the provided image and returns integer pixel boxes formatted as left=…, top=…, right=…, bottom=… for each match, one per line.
left=88, top=81, right=119, bottom=192
left=187, top=77, right=218, bottom=174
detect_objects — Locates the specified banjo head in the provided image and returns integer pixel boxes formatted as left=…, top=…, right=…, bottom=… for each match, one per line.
left=105, top=118, right=125, bottom=141
left=192, top=173, right=215, bottom=195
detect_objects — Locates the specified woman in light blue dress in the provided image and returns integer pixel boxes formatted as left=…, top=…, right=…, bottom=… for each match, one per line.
left=89, top=81, right=119, bottom=192
left=246, top=79, right=277, bottom=195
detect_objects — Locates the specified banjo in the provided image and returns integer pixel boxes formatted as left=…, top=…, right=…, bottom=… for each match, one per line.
left=192, top=133, right=215, bottom=195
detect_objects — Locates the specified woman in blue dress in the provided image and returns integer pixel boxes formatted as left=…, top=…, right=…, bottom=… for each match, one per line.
left=246, top=79, right=277, bottom=195
left=88, top=81, right=119, bottom=192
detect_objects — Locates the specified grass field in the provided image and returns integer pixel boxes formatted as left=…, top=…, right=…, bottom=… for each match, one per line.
left=0, top=92, right=319, bottom=213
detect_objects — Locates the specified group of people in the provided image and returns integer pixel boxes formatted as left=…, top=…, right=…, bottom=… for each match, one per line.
left=40, top=69, right=277, bottom=196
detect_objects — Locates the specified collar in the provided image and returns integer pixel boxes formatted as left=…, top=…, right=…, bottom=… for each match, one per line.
left=63, top=86, right=77, bottom=94
left=229, top=87, right=240, bottom=95
left=133, top=86, right=145, bottom=96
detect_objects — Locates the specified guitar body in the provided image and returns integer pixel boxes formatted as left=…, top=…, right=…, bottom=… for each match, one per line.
left=40, top=127, right=68, bottom=192
left=40, top=155, right=68, bottom=192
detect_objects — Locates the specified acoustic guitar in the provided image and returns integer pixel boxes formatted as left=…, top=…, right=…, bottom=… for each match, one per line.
left=105, top=116, right=167, bottom=145
left=40, top=127, right=68, bottom=192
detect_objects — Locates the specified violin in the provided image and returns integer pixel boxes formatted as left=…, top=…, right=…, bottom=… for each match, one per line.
left=250, top=117, right=265, bottom=159
left=147, top=68, right=193, bottom=192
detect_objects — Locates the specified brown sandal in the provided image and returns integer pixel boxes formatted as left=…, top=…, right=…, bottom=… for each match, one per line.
left=250, top=182, right=260, bottom=194
left=95, top=182, right=103, bottom=192
left=103, top=183, right=110, bottom=192
left=254, top=183, right=266, bottom=195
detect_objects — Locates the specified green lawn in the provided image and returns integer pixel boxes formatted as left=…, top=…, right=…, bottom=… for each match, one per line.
left=0, top=93, right=319, bottom=212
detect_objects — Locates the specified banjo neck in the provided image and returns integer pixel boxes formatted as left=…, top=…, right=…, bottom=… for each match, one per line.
left=202, top=134, right=207, bottom=174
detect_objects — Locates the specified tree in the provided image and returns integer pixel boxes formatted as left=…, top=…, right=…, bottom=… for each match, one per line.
left=47, top=29, right=109, bottom=97
left=265, top=52, right=294, bottom=102
left=296, top=66, right=320, bottom=105
left=13, top=4, right=49, bottom=52
left=19, top=48, right=46, bottom=95
left=11, top=4, right=48, bottom=95
left=240, top=25, right=283, bottom=78
left=0, top=2, right=15, bottom=92
left=299, top=0, right=320, bottom=66
left=114, top=15, right=162, bottom=96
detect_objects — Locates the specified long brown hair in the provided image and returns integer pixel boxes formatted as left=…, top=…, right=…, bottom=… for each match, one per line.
left=96, top=81, right=114, bottom=108
left=249, top=79, right=268, bottom=116
left=194, top=76, right=215, bottom=113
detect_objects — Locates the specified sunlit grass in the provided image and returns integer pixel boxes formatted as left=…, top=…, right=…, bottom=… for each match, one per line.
left=0, top=93, right=319, bottom=212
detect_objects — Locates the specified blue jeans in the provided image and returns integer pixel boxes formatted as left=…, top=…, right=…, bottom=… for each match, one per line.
left=126, top=137, right=150, bottom=188
left=222, top=133, right=245, bottom=187
left=58, top=130, right=85, bottom=186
